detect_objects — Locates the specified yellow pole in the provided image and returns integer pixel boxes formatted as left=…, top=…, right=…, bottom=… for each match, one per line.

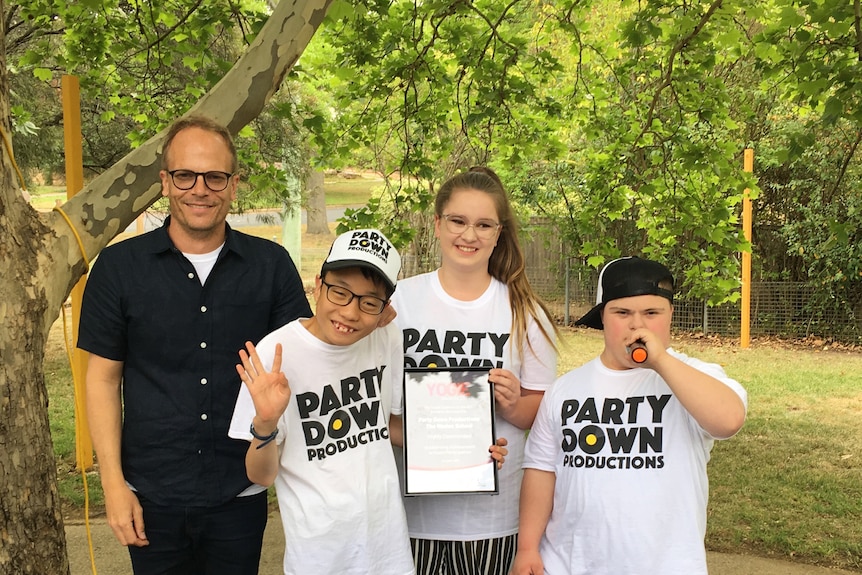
left=62, top=74, right=94, bottom=469
left=741, top=148, right=754, bottom=349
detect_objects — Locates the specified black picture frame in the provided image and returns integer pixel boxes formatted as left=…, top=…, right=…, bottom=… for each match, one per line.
left=402, top=367, right=499, bottom=496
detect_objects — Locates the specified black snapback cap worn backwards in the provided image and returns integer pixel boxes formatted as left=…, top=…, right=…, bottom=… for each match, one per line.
left=574, top=256, right=675, bottom=330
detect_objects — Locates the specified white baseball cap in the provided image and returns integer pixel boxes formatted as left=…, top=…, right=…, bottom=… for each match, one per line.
left=320, top=229, right=401, bottom=292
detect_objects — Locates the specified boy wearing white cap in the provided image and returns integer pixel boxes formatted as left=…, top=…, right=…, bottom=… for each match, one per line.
left=228, top=228, right=414, bottom=575
left=511, top=256, right=747, bottom=575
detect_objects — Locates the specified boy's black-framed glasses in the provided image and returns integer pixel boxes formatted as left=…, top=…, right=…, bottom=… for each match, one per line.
left=441, top=214, right=501, bottom=239
left=167, top=169, right=234, bottom=191
left=320, top=280, right=388, bottom=315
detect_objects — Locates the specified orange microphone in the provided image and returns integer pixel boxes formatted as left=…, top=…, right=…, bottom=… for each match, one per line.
left=627, top=341, right=648, bottom=364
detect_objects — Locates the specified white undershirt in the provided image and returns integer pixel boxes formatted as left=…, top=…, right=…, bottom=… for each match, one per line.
left=183, top=244, right=224, bottom=285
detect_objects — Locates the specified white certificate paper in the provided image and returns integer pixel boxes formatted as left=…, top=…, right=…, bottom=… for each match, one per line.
left=402, top=368, right=498, bottom=496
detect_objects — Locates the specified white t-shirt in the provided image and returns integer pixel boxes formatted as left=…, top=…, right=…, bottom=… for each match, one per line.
left=524, top=351, right=748, bottom=575
left=183, top=244, right=222, bottom=285
left=229, top=320, right=414, bottom=575
left=391, top=271, right=557, bottom=540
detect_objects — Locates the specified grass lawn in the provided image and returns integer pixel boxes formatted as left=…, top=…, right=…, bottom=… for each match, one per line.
left=323, top=173, right=385, bottom=205
left=697, top=341, right=862, bottom=571
left=46, top=296, right=862, bottom=571
left=28, top=185, right=69, bottom=210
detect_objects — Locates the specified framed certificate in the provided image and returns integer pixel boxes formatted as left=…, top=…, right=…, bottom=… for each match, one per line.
left=402, top=367, right=499, bottom=496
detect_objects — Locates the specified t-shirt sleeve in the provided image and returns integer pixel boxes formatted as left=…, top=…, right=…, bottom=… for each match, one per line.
left=77, top=249, right=127, bottom=360
left=522, top=382, right=560, bottom=472
left=674, top=352, right=748, bottom=441
left=682, top=354, right=749, bottom=411
left=519, top=309, right=558, bottom=392
left=385, top=323, right=404, bottom=416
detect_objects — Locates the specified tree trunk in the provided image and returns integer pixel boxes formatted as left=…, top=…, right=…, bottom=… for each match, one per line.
left=0, top=0, right=332, bottom=570
left=305, top=169, right=330, bottom=235
left=0, top=226, right=69, bottom=574
left=0, top=3, right=69, bottom=568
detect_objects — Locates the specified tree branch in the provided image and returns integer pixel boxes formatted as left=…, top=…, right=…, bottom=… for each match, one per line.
left=854, top=0, right=861, bottom=62
left=635, top=0, right=724, bottom=146
left=826, top=128, right=862, bottom=202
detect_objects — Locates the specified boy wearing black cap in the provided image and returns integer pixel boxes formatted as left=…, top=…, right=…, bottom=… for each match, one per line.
left=228, top=229, right=415, bottom=575
left=511, top=257, right=747, bottom=575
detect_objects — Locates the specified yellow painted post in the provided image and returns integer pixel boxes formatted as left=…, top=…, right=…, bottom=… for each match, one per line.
left=741, top=148, right=754, bottom=349
left=62, top=74, right=94, bottom=469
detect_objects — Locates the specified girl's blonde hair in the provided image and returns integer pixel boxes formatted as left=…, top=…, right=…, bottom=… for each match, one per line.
left=435, top=169, right=559, bottom=358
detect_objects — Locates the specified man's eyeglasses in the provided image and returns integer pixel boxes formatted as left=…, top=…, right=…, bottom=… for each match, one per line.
left=321, top=280, right=388, bottom=315
left=441, top=214, right=501, bottom=239
left=167, top=169, right=233, bottom=192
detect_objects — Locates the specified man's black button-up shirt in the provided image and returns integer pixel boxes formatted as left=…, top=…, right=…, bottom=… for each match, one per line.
left=78, top=218, right=312, bottom=507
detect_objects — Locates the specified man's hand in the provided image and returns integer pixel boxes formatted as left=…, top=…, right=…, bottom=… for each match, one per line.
left=104, top=483, right=148, bottom=547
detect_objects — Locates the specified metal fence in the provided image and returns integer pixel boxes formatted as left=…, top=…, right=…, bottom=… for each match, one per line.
left=136, top=208, right=858, bottom=343
left=521, top=234, right=862, bottom=344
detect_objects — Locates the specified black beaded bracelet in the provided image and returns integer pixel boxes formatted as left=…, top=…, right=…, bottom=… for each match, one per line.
left=250, top=423, right=278, bottom=449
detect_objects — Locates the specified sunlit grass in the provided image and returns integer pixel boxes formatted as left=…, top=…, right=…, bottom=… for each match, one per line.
left=697, top=343, right=862, bottom=571
left=324, top=174, right=384, bottom=205
left=28, top=185, right=68, bottom=209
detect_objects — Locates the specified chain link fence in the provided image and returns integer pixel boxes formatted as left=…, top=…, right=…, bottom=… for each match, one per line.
left=521, top=229, right=862, bottom=344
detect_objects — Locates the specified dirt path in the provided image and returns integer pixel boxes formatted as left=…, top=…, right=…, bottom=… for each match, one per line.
left=65, top=512, right=857, bottom=575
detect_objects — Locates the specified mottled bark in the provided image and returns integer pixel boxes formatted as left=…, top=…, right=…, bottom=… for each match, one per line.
left=59, top=0, right=334, bottom=292
left=0, top=0, right=332, bottom=570
left=305, top=169, right=330, bottom=235
left=0, top=1, right=69, bottom=570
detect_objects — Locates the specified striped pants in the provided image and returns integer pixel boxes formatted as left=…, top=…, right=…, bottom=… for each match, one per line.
left=411, top=535, right=518, bottom=575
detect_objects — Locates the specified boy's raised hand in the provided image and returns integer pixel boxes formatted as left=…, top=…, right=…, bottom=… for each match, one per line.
left=236, top=341, right=291, bottom=424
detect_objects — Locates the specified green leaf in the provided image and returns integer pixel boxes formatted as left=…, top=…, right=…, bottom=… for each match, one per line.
left=822, top=96, right=843, bottom=124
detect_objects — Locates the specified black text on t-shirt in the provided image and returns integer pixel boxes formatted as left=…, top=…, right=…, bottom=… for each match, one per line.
left=402, top=329, right=509, bottom=369
left=296, top=366, right=390, bottom=461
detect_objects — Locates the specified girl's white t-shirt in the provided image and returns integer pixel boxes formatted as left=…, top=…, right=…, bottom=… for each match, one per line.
left=391, top=271, right=557, bottom=540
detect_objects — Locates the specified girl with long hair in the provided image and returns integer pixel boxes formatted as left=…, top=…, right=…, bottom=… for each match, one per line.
left=391, top=167, right=559, bottom=575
